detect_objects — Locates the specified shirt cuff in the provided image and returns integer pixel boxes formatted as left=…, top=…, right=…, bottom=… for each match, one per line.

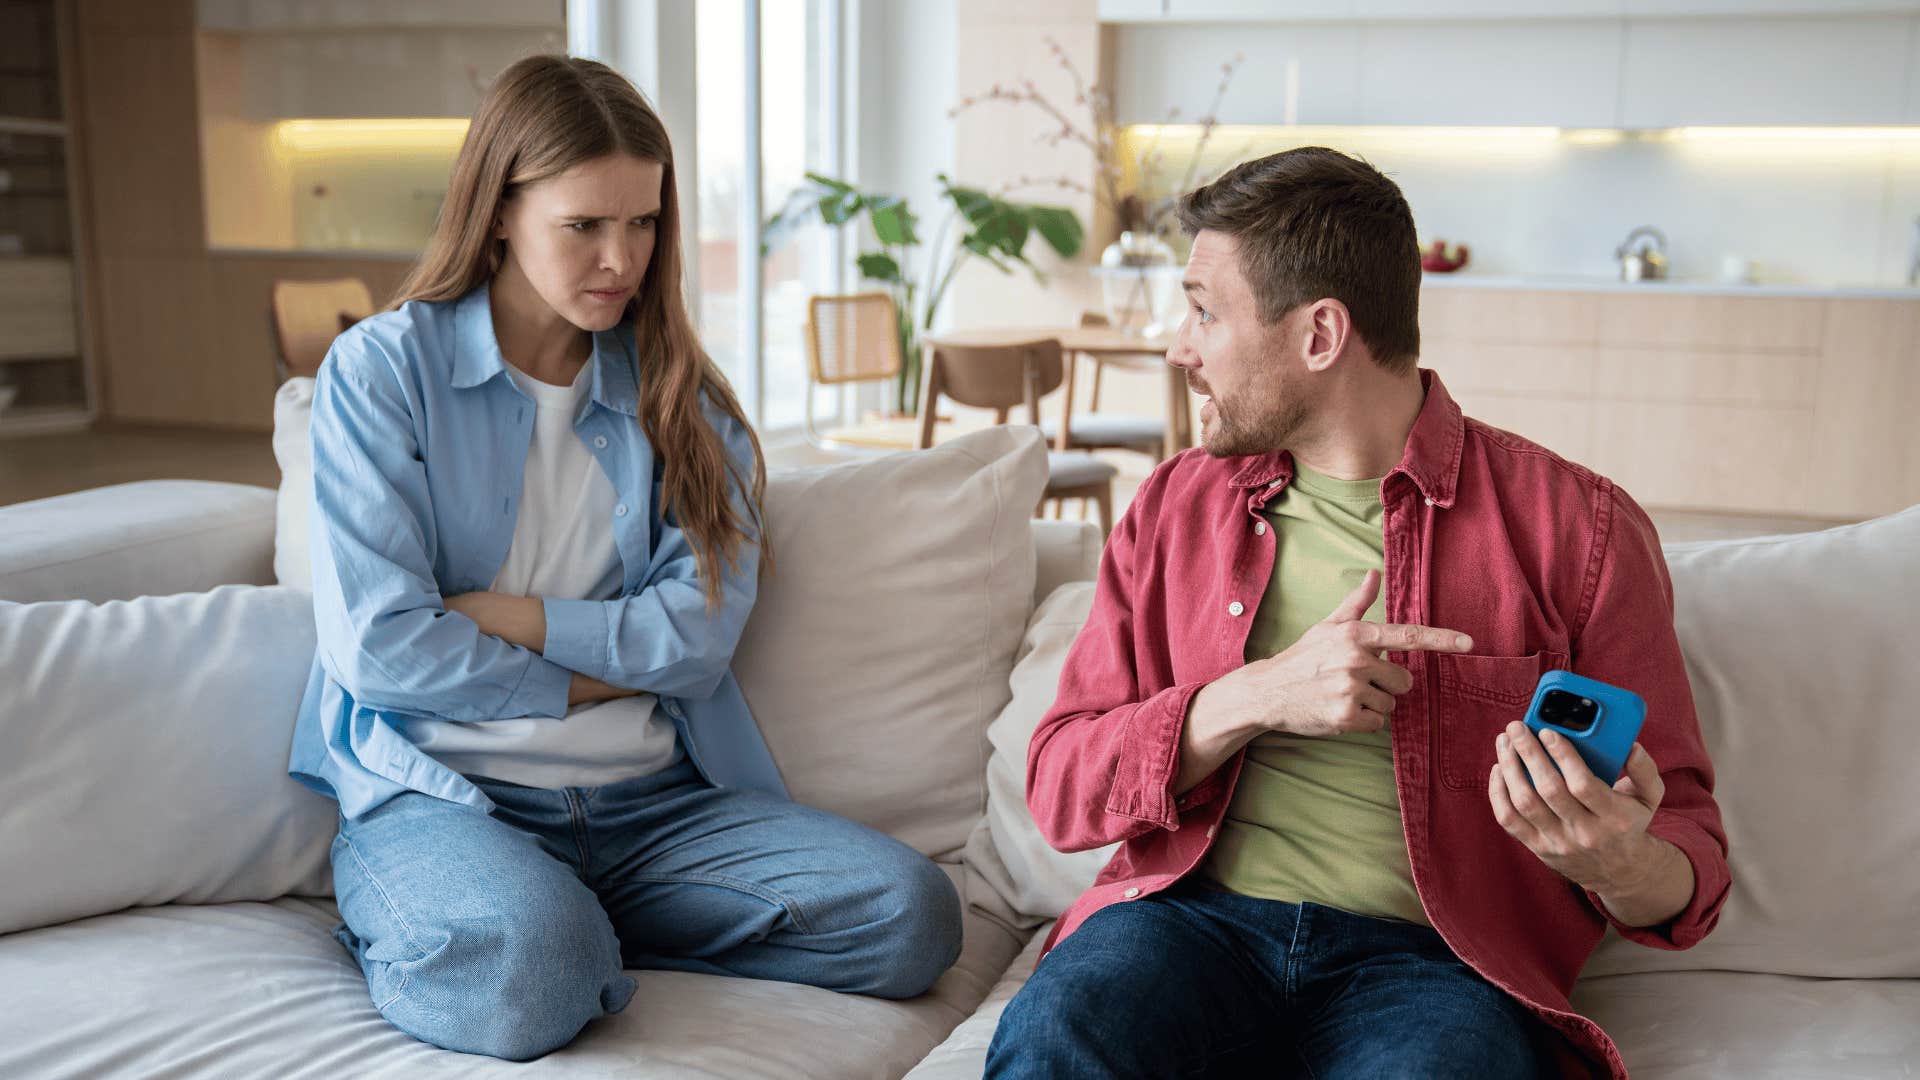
left=499, top=650, right=572, bottom=721
left=541, top=596, right=611, bottom=681
left=1586, top=813, right=1730, bottom=950
left=1103, top=681, right=1210, bottom=829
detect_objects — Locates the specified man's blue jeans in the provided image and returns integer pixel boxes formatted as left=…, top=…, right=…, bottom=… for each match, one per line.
left=987, top=877, right=1549, bottom=1079
left=328, top=757, right=962, bottom=1060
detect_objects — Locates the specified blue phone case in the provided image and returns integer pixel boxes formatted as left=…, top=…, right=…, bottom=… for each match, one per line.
left=1521, top=670, right=1645, bottom=785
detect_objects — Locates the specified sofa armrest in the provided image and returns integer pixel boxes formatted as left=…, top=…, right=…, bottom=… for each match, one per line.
left=1032, top=519, right=1101, bottom=609
left=0, top=480, right=277, bottom=603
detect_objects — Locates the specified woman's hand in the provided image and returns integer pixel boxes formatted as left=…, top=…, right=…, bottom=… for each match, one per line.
left=443, top=592, right=546, bottom=653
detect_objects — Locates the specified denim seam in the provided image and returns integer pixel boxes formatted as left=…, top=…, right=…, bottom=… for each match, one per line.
left=563, top=788, right=593, bottom=874
left=337, top=829, right=425, bottom=1010
left=616, top=870, right=818, bottom=936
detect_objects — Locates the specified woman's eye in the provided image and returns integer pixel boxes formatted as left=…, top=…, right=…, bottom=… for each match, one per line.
left=635, top=216, right=657, bottom=231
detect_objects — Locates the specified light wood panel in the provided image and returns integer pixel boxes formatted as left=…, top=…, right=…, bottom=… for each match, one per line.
left=1419, top=340, right=1598, bottom=397
left=1596, top=294, right=1827, bottom=352
left=1589, top=345, right=1820, bottom=407
left=1806, top=300, right=1920, bottom=519
left=1419, top=287, right=1602, bottom=344
left=1589, top=399, right=1815, bottom=513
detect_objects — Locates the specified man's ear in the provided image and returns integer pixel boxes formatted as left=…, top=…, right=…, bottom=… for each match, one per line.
left=1301, top=299, right=1352, bottom=373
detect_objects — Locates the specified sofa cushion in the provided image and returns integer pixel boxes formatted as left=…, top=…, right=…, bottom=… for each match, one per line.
left=0, top=585, right=334, bottom=936
left=272, top=376, right=316, bottom=591
left=903, top=919, right=1920, bottom=1080
left=0, top=871, right=1026, bottom=1079
left=0, top=480, right=275, bottom=603
left=1586, top=504, right=1920, bottom=980
left=1569, top=970, right=1920, bottom=1077
left=961, top=581, right=1114, bottom=926
left=735, top=426, right=1050, bottom=859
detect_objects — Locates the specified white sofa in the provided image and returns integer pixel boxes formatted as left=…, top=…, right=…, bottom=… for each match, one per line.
left=2, top=420, right=1916, bottom=1079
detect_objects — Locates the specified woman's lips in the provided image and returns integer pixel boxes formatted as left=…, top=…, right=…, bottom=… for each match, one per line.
left=586, top=288, right=630, bottom=303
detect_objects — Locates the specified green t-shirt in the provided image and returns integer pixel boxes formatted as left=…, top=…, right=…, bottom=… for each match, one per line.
left=1199, top=459, right=1429, bottom=926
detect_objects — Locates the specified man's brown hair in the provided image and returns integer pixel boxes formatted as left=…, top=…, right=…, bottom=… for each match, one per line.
left=1178, top=147, right=1421, bottom=374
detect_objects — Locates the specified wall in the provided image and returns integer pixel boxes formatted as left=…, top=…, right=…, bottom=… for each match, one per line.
left=74, top=0, right=413, bottom=431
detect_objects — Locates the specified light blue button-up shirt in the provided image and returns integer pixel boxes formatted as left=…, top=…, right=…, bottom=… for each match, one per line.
left=288, top=282, right=787, bottom=819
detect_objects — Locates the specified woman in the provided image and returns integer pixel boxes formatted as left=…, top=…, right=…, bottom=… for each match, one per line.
left=287, top=55, right=961, bottom=1060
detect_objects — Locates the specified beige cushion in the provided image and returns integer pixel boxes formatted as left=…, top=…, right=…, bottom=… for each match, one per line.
left=1571, top=970, right=1920, bottom=1077
left=961, top=581, right=1115, bottom=926
left=0, top=481, right=275, bottom=604
left=1586, top=504, right=1920, bottom=980
left=0, top=872, right=1027, bottom=1079
left=272, top=376, right=316, bottom=591
left=734, top=426, right=1050, bottom=860
left=0, top=586, right=335, bottom=936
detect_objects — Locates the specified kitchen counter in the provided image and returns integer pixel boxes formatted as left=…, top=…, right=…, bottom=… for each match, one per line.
left=1420, top=272, right=1920, bottom=300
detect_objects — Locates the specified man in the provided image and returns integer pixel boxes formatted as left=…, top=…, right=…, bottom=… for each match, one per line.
left=986, top=147, right=1729, bottom=1078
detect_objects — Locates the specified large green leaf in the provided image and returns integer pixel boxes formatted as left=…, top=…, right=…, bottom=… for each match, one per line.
left=1026, top=205, right=1084, bottom=257
left=866, top=197, right=920, bottom=247
left=856, top=251, right=903, bottom=283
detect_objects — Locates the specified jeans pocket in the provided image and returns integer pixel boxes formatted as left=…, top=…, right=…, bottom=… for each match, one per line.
left=1433, top=650, right=1567, bottom=791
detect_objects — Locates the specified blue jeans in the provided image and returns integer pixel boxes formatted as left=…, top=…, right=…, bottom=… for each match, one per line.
left=328, top=757, right=962, bottom=1060
left=987, top=878, right=1548, bottom=1079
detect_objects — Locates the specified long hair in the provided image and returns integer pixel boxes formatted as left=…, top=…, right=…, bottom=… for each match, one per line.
left=392, top=54, right=768, bottom=610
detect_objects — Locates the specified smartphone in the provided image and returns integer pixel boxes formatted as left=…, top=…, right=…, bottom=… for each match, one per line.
left=1521, top=670, right=1646, bottom=786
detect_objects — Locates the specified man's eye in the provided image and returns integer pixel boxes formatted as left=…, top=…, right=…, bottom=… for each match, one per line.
left=567, top=221, right=597, bottom=233
left=1197, top=308, right=1215, bottom=325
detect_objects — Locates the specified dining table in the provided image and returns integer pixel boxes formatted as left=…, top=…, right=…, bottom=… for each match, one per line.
left=921, top=325, right=1192, bottom=460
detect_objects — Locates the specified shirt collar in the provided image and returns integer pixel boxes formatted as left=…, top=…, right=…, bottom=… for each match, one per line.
left=1227, top=367, right=1463, bottom=508
left=450, top=280, right=640, bottom=418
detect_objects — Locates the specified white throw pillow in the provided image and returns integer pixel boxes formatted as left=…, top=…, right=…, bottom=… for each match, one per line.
left=961, top=580, right=1116, bottom=926
left=734, top=426, right=1050, bottom=860
left=0, top=586, right=335, bottom=936
left=271, top=376, right=316, bottom=592
left=1583, top=504, right=1920, bottom=980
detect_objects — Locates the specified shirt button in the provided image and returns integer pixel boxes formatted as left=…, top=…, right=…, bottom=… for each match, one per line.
left=593, top=435, right=609, bottom=449
left=1425, top=496, right=1436, bottom=506
left=614, top=504, right=629, bottom=517
left=1227, top=601, right=1245, bottom=617
left=1123, top=887, right=1141, bottom=898
left=1207, top=824, right=1218, bottom=838
left=1253, top=520, right=1267, bottom=536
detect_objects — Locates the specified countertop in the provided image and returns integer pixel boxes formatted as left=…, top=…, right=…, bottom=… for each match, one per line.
left=1419, top=272, right=1920, bottom=300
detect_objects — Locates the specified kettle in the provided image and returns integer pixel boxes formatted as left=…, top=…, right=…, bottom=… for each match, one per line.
left=1616, top=225, right=1668, bottom=283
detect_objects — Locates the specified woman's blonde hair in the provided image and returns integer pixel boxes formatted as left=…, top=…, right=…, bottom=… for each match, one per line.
left=392, top=54, right=768, bottom=610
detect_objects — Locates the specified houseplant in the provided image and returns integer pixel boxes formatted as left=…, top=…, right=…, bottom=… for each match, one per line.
left=762, top=173, right=1083, bottom=416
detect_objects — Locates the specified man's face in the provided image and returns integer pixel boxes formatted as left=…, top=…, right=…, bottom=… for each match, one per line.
left=1167, top=229, right=1313, bottom=458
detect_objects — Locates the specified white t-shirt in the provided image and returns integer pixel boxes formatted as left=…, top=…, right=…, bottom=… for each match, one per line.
left=406, top=359, right=683, bottom=788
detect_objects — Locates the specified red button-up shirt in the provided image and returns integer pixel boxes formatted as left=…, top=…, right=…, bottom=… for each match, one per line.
left=1028, top=368, right=1729, bottom=1079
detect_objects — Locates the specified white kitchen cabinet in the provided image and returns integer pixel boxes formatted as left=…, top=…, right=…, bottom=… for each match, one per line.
left=1618, top=16, right=1911, bottom=127
left=1162, top=0, right=1357, bottom=19
left=1354, top=0, right=1622, bottom=16
left=1356, top=21, right=1623, bottom=127
left=1112, top=21, right=1363, bottom=125
left=1621, top=0, right=1920, bottom=16
left=1098, top=0, right=1166, bottom=19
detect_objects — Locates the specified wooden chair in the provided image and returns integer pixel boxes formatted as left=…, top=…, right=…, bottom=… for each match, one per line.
left=919, top=336, right=1117, bottom=535
left=269, top=278, right=374, bottom=384
left=1042, top=310, right=1170, bottom=461
left=802, top=291, right=904, bottom=450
